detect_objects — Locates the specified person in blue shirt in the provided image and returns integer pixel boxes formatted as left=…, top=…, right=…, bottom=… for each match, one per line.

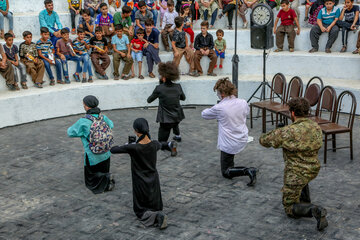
left=309, top=0, right=340, bottom=53
left=67, top=95, right=115, bottom=194
left=39, top=0, right=64, bottom=49
left=112, top=24, right=133, bottom=80
left=0, top=0, right=14, bottom=39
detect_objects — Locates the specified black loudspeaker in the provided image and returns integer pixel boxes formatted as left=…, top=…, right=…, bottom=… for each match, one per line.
left=250, top=4, right=274, bottom=50
left=250, top=25, right=274, bottom=50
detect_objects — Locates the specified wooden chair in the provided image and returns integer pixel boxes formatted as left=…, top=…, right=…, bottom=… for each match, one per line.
left=279, top=76, right=324, bottom=121
left=250, top=73, right=287, bottom=133
left=308, top=86, right=337, bottom=125
left=265, top=76, right=303, bottom=126
left=320, top=91, right=357, bottom=164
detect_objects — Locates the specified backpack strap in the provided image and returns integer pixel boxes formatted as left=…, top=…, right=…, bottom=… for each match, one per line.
left=84, top=113, right=102, bottom=121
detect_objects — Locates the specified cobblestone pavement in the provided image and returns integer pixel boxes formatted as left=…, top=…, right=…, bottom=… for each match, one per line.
left=1, top=106, right=359, bottom=240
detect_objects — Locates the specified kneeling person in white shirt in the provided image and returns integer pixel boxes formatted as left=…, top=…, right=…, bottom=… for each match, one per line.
left=201, top=78, right=257, bottom=186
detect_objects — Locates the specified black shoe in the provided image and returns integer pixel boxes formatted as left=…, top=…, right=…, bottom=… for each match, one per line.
left=246, top=167, right=257, bottom=186
left=156, top=212, right=168, bottom=230
left=173, top=136, right=182, bottom=142
left=169, top=141, right=177, bottom=157
left=292, top=203, right=328, bottom=231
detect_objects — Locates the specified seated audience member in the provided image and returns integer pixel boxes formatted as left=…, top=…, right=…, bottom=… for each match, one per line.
left=112, top=24, right=133, bottom=80
left=0, top=43, right=17, bottom=91
left=130, top=28, right=147, bottom=79
left=19, top=31, right=46, bottom=88
left=135, top=1, right=154, bottom=35
left=146, top=0, right=159, bottom=26
left=84, top=0, right=104, bottom=17
left=113, top=6, right=134, bottom=40
left=218, top=0, right=237, bottom=30
left=172, top=17, right=196, bottom=76
left=336, top=0, right=359, bottom=52
left=160, top=0, right=168, bottom=28
left=37, top=27, right=63, bottom=85
left=239, top=0, right=258, bottom=28
left=79, top=9, right=95, bottom=39
left=3, top=33, right=28, bottom=89
left=108, top=0, right=122, bottom=15
left=0, top=0, right=14, bottom=38
left=39, top=0, right=64, bottom=48
left=199, top=0, right=218, bottom=29
left=308, top=0, right=324, bottom=25
left=95, top=3, right=115, bottom=47
left=161, top=1, right=178, bottom=51
left=143, top=19, right=161, bottom=78
left=180, top=4, right=195, bottom=48
left=73, top=27, right=94, bottom=83
left=273, top=0, right=300, bottom=52
left=304, top=0, right=317, bottom=21
left=68, top=0, right=82, bottom=34
left=90, top=27, right=110, bottom=79
left=214, top=29, right=226, bottom=69
left=266, top=0, right=277, bottom=9
left=194, top=21, right=217, bottom=77
left=176, top=0, right=200, bottom=22
left=309, top=0, right=340, bottom=53
left=56, top=28, right=82, bottom=83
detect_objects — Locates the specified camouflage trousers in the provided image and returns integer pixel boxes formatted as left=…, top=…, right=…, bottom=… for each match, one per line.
left=282, top=171, right=319, bottom=216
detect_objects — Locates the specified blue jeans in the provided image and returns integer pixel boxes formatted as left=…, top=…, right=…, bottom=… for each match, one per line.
left=80, top=53, right=93, bottom=76
left=203, top=8, right=218, bottom=26
left=150, top=9, right=158, bottom=26
left=88, top=7, right=101, bottom=18
left=0, top=11, right=13, bottom=30
left=50, top=27, right=70, bottom=51
left=42, top=56, right=62, bottom=81
left=60, top=55, right=82, bottom=77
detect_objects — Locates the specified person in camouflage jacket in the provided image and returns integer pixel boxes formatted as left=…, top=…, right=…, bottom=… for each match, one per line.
left=259, top=97, right=328, bottom=231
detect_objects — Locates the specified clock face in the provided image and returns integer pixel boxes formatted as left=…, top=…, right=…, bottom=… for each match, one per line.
left=252, top=6, right=271, bottom=26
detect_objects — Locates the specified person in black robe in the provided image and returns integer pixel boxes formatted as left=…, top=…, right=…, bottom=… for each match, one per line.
left=147, top=61, right=185, bottom=156
left=110, top=118, right=168, bottom=229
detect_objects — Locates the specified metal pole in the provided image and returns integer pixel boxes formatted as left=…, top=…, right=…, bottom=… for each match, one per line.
left=231, top=0, right=239, bottom=90
left=262, top=49, right=266, bottom=101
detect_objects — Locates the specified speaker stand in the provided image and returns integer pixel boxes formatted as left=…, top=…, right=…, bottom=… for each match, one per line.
left=247, top=49, right=273, bottom=103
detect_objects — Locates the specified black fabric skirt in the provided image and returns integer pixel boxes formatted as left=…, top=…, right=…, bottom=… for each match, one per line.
left=84, top=155, right=111, bottom=194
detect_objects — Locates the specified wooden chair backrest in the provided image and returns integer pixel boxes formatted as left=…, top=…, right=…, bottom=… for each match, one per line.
left=270, top=73, right=287, bottom=103
left=335, top=90, right=357, bottom=129
left=315, top=86, right=337, bottom=121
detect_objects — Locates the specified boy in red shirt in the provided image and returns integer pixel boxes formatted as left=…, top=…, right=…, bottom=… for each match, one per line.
left=273, top=0, right=300, bottom=52
left=130, top=28, right=147, bottom=79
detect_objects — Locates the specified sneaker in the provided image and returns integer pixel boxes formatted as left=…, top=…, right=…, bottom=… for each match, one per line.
left=218, top=13, right=224, bottom=19
left=6, top=84, right=16, bottom=91
left=340, top=46, right=347, bottom=53
left=82, top=78, right=87, bottom=83
left=14, top=83, right=20, bottom=91
left=169, top=141, right=177, bottom=157
left=156, top=213, right=168, bottom=230
left=88, top=77, right=93, bottom=83
left=65, top=77, right=71, bottom=84
left=219, top=64, right=223, bottom=69
left=352, top=49, right=359, bottom=54
left=35, top=83, right=43, bottom=88
left=71, top=28, right=76, bottom=35
left=173, top=135, right=182, bottom=142
left=243, top=21, right=248, bottom=29
left=228, top=25, right=233, bottom=30
left=309, top=48, right=318, bottom=53
left=207, top=72, right=217, bottom=76
left=188, top=71, right=199, bottom=77
left=325, top=48, right=331, bottom=53
left=214, top=64, right=217, bottom=69
left=73, top=73, right=80, bottom=82
left=21, top=82, right=28, bottom=89
left=94, top=71, right=102, bottom=79
left=50, top=79, right=55, bottom=86
left=274, top=48, right=283, bottom=52
left=289, top=48, right=294, bottom=52
left=114, top=75, right=120, bottom=80
left=149, top=72, right=156, bottom=78
left=139, top=75, right=144, bottom=79
left=102, top=74, right=109, bottom=80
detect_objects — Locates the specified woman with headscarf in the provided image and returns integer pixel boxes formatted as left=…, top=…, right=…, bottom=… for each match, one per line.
left=110, top=118, right=168, bottom=230
left=147, top=61, right=184, bottom=156
left=67, top=95, right=115, bottom=194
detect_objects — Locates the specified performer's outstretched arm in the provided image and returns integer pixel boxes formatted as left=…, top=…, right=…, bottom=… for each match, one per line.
left=201, top=105, right=218, bottom=120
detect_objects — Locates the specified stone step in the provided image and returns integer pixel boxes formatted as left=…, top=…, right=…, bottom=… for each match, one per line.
left=0, top=49, right=359, bottom=92
left=8, top=5, right=355, bottom=37
left=1, top=73, right=359, bottom=129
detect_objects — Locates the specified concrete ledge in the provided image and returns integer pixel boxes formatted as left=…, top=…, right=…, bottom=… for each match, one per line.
left=1, top=74, right=359, bottom=129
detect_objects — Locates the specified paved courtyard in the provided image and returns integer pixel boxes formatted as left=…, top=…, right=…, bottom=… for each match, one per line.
left=0, top=106, right=359, bottom=240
